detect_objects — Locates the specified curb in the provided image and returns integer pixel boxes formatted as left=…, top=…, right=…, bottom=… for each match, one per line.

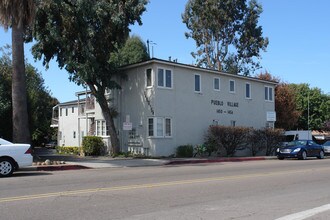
left=164, top=156, right=275, bottom=165
left=25, top=164, right=90, bottom=172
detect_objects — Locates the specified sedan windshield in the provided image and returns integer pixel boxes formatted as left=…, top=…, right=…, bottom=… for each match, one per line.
left=287, top=140, right=307, bottom=146
left=323, top=141, right=330, bottom=146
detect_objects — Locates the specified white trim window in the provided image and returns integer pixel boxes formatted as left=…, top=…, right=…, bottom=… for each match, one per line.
left=157, top=68, right=172, bottom=88
left=229, top=80, right=235, bottom=93
left=146, top=68, right=153, bottom=88
left=265, top=86, right=273, bottom=101
left=194, top=74, right=201, bottom=92
left=96, top=120, right=109, bottom=136
left=245, top=83, right=251, bottom=99
left=214, top=77, right=220, bottom=91
left=148, top=117, right=172, bottom=138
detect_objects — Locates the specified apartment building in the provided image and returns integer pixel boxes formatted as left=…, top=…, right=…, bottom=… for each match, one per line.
left=51, top=58, right=276, bottom=156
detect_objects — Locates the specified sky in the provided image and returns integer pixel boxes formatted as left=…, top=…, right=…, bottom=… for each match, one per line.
left=0, top=0, right=329, bottom=103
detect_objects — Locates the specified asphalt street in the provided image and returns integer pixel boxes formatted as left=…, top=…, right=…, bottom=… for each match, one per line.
left=2, top=159, right=330, bottom=219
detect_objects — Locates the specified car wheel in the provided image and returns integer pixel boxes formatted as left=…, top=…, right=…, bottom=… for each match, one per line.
left=0, top=158, right=14, bottom=177
left=299, top=151, right=307, bottom=160
left=318, top=151, right=325, bottom=159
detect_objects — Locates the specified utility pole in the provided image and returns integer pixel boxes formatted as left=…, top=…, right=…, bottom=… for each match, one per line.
left=308, top=92, right=310, bottom=138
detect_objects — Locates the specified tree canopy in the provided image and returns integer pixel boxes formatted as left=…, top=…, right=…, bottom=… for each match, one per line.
left=182, top=0, right=268, bottom=75
left=0, top=46, right=58, bottom=145
left=290, top=84, right=330, bottom=131
left=110, top=35, right=150, bottom=67
left=32, top=0, right=148, bottom=154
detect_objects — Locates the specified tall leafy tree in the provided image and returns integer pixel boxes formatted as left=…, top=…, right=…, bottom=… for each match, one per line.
left=0, top=47, right=58, bottom=144
left=25, top=64, right=59, bottom=146
left=113, top=35, right=150, bottom=66
left=182, top=0, right=268, bottom=75
left=274, top=83, right=301, bottom=130
left=290, top=84, right=330, bottom=130
left=0, top=0, right=35, bottom=143
left=0, top=46, right=12, bottom=139
left=32, top=0, right=148, bottom=154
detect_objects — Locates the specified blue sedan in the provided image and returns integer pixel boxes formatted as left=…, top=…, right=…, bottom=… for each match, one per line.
left=276, top=140, right=325, bottom=160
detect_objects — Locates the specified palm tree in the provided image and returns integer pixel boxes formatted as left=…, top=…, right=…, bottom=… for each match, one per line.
left=0, top=0, right=35, bottom=143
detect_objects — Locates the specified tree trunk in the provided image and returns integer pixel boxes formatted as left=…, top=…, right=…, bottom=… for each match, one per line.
left=11, top=23, right=31, bottom=143
left=95, top=90, right=120, bottom=155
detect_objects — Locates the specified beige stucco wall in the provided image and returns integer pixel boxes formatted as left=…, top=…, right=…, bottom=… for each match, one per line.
left=117, top=60, right=276, bottom=156
left=58, top=104, right=87, bottom=147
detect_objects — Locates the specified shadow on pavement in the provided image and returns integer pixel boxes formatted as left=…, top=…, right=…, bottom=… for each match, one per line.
left=13, top=172, right=53, bottom=177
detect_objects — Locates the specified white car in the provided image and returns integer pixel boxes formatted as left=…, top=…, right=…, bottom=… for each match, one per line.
left=0, top=138, right=33, bottom=177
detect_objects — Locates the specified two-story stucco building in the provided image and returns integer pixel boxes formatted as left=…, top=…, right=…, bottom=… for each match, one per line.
left=51, top=58, right=276, bottom=156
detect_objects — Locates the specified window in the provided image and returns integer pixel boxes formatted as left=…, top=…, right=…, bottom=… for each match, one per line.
left=165, top=118, right=171, bottom=136
left=229, top=80, right=235, bottom=93
left=214, top=77, right=220, bottom=91
left=73, top=131, right=76, bottom=139
left=101, top=121, right=106, bottom=136
left=230, top=120, right=236, bottom=127
left=60, top=108, right=62, bottom=117
left=148, top=118, right=154, bottom=136
left=245, top=83, right=251, bottom=99
left=65, top=108, right=68, bottom=116
left=96, top=120, right=109, bottom=136
left=266, top=122, right=274, bottom=129
left=265, top=86, right=273, bottom=101
left=195, top=74, right=201, bottom=92
left=156, top=118, right=163, bottom=136
left=72, top=107, right=74, bottom=113
left=157, top=68, right=172, bottom=88
left=146, top=68, right=152, bottom=87
left=165, top=70, right=172, bottom=88
left=148, top=117, right=172, bottom=137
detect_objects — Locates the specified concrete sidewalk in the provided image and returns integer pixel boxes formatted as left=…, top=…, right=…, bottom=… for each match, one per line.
left=31, top=148, right=276, bottom=171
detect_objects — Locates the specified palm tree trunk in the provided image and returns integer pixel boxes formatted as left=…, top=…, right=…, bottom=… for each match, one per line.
left=11, top=23, right=30, bottom=143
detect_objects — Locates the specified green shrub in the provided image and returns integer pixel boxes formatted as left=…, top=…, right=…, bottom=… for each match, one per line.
left=56, top=146, right=81, bottom=155
left=113, top=151, right=132, bottom=158
left=176, top=145, right=193, bottom=158
left=247, top=128, right=285, bottom=156
left=205, top=125, right=251, bottom=156
left=82, top=136, right=105, bottom=156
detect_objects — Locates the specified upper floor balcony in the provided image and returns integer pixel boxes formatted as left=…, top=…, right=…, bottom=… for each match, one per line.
left=76, top=91, right=95, bottom=116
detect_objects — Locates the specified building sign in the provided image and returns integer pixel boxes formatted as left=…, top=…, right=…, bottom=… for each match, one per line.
left=123, top=122, right=133, bottom=130
left=211, top=100, right=224, bottom=106
left=211, top=99, right=238, bottom=115
left=267, top=111, right=276, bottom=122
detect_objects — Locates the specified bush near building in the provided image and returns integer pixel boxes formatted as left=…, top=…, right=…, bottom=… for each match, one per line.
left=56, top=146, right=80, bottom=155
left=205, top=126, right=251, bottom=156
left=82, top=136, right=105, bottom=156
left=202, top=126, right=284, bottom=157
left=176, top=145, right=194, bottom=158
left=248, top=128, right=284, bottom=156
